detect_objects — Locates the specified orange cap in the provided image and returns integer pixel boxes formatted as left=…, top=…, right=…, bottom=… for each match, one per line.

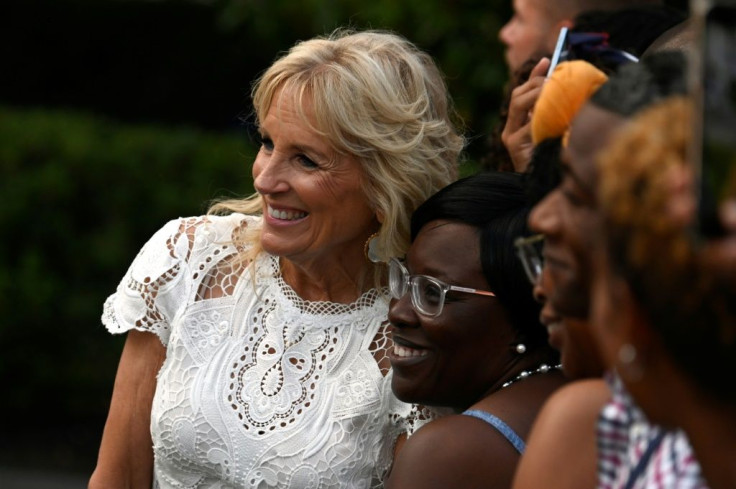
left=531, top=60, right=608, bottom=146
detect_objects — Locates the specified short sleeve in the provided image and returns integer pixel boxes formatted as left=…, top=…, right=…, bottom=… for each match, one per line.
left=102, top=217, right=195, bottom=346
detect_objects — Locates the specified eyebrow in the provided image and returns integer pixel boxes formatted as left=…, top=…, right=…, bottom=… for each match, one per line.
left=259, top=128, right=332, bottom=162
left=293, top=144, right=330, bottom=162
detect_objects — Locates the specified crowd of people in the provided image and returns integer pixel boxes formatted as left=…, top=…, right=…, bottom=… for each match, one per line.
left=89, top=1, right=736, bottom=488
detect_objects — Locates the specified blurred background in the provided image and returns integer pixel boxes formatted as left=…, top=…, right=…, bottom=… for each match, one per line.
left=0, top=0, right=687, bottom=483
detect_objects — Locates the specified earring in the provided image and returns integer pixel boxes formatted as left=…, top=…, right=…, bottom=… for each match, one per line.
left=617, top=343, right=644, bottom=382
left=514, top=343, right=527, bottom=354
left=364, top=232, right=381, bottom=263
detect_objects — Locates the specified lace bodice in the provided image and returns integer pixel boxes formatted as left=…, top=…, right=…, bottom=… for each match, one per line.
left=102, top=214, right=422, bottom=488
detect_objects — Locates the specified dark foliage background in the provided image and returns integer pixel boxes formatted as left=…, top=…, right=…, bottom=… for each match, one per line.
left=0, top=0, right=687, bottom=477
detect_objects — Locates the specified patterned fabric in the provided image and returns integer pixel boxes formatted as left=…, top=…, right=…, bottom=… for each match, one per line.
left=597, top=372, right=708, bottom=489
left=103, top=214, right=428, bottom=488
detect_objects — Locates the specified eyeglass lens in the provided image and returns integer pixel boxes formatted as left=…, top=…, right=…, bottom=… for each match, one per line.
left=388, top=259, right=445, bottom=317
left=515, top=235, right=544, bottom=285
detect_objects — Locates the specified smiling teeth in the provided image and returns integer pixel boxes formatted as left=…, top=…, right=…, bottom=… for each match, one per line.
left=393, top=344, right=428, bottom=358
left=546, top=321, right=562, bottom=332
left=268, top=206, right=307, bottom=221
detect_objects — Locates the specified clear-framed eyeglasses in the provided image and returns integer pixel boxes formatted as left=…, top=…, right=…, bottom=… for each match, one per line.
left=388, top=258, right=496, bottom=318
left=514, top=234, right=545, bottom=285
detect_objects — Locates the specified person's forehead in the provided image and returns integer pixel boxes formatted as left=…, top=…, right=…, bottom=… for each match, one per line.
left=518, top=0, right=563, bottom=18
left=516, top=0, right=545, bottom=15
left=565, top=103, right=626, bottom=186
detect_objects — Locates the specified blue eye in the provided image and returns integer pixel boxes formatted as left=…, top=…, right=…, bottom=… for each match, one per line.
left=297, top=155, right=319, bottom=169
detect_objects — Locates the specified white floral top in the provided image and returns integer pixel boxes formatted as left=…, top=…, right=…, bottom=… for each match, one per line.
left=102, top=213, right=422, bottom=488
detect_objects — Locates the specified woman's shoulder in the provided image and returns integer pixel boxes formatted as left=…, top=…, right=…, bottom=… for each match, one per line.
left=102, top=213, right=262, bottom=341
left=181, top=212, right=259, bottom=244
left=521, top=378, right=610, bottom=442
left=128, top=213, right=258, bottom=268
left=538, top=378, right=611, bottom=423
left=511, top=379, right=610, bottom=489
left=386, top=412, right=521, bottom=489
left=166, top=213, right=263, bottom=260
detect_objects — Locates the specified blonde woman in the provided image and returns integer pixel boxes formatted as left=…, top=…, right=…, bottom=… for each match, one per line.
left=89, top=29, right=463, bottom=489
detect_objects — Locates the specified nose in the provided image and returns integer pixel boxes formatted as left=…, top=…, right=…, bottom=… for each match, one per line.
left=528, top=190, right=561, bottom=237
left=252, top=152, right=289, bottom=195
left=499, top=18, right=514, bottom=45
left=532, top=274, right=547, bottom=304
left=388, top=294, right=418, bottom=330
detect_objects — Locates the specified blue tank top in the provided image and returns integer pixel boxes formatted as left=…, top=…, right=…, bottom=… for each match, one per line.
left=462, top=409, right=525, bottom=454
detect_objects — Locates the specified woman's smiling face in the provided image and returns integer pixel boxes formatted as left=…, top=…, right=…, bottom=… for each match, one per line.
left=252, top=89, right=377, bottom=265
left=387, top=220, right=516, bottom=409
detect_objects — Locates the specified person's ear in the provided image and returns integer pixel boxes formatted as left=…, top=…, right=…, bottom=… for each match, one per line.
left=376, top=210, right=385, bottom=224
left=557, top=18, right=574, bottom=31
left=547, top=18, right=574, bottom=49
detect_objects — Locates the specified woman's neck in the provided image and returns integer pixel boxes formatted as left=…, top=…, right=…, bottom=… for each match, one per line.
left=457, top=350, right=562, bottom=413
left=279, top=256, right=377, bottom=304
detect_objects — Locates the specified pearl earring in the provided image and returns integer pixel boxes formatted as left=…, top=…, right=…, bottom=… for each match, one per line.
left=515, top=343, right=527, bottom=354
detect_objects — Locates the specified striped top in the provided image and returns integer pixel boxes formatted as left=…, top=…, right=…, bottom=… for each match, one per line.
left=596, top=372, right=708, bottom=489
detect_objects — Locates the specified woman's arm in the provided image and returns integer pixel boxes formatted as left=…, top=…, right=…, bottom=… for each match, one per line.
left=89, top=330, right=166, bottom=489
left=511, top=379, right=611, bottom=489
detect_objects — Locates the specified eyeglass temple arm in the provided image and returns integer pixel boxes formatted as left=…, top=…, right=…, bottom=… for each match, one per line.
left=448, top=285, right=496, bottom=297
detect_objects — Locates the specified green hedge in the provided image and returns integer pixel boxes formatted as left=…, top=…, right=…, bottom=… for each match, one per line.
left=0, top=106, right=256, bottom=471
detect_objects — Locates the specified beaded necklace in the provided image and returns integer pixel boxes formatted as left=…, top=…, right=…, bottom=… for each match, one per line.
left=501, top=363, right=563, bottom=389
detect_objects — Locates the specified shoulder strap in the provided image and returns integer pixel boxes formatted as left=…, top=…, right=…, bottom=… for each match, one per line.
left=462, top=409, right=525, bottom=454
left=623, top=431, right=667, bottom=489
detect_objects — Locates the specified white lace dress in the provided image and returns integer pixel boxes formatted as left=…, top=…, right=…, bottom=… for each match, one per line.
left=102, top=213, right=421, bottom=488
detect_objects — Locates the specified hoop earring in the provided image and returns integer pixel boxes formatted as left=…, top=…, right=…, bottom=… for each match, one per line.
left=364, top=232, right=381, bottom=263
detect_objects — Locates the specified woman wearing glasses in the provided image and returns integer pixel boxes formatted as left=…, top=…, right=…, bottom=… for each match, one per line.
left=383, top=171, right=565, bottom=489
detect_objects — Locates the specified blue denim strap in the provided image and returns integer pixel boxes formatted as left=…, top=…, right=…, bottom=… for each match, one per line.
left=463, top=409, right=525, bottom=454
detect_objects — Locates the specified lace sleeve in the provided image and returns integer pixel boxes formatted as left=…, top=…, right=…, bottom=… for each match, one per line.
left=378, top=400, right=451, bottom=483
left=390, top=402, right=452, bottom=438
left=101, top=217, right=199, bottom=346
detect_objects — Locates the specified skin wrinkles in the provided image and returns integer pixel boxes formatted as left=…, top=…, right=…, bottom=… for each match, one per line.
left=252, top=89, right=378, bottom=302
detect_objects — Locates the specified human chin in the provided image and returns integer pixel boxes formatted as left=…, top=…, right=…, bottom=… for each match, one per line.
left=389, top=349, right=436, bottom=403
left=258, top=227, right=311, bottom=259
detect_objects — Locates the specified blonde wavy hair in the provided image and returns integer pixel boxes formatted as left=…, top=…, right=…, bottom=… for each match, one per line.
left=210, top=29, right=464, bottom=267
